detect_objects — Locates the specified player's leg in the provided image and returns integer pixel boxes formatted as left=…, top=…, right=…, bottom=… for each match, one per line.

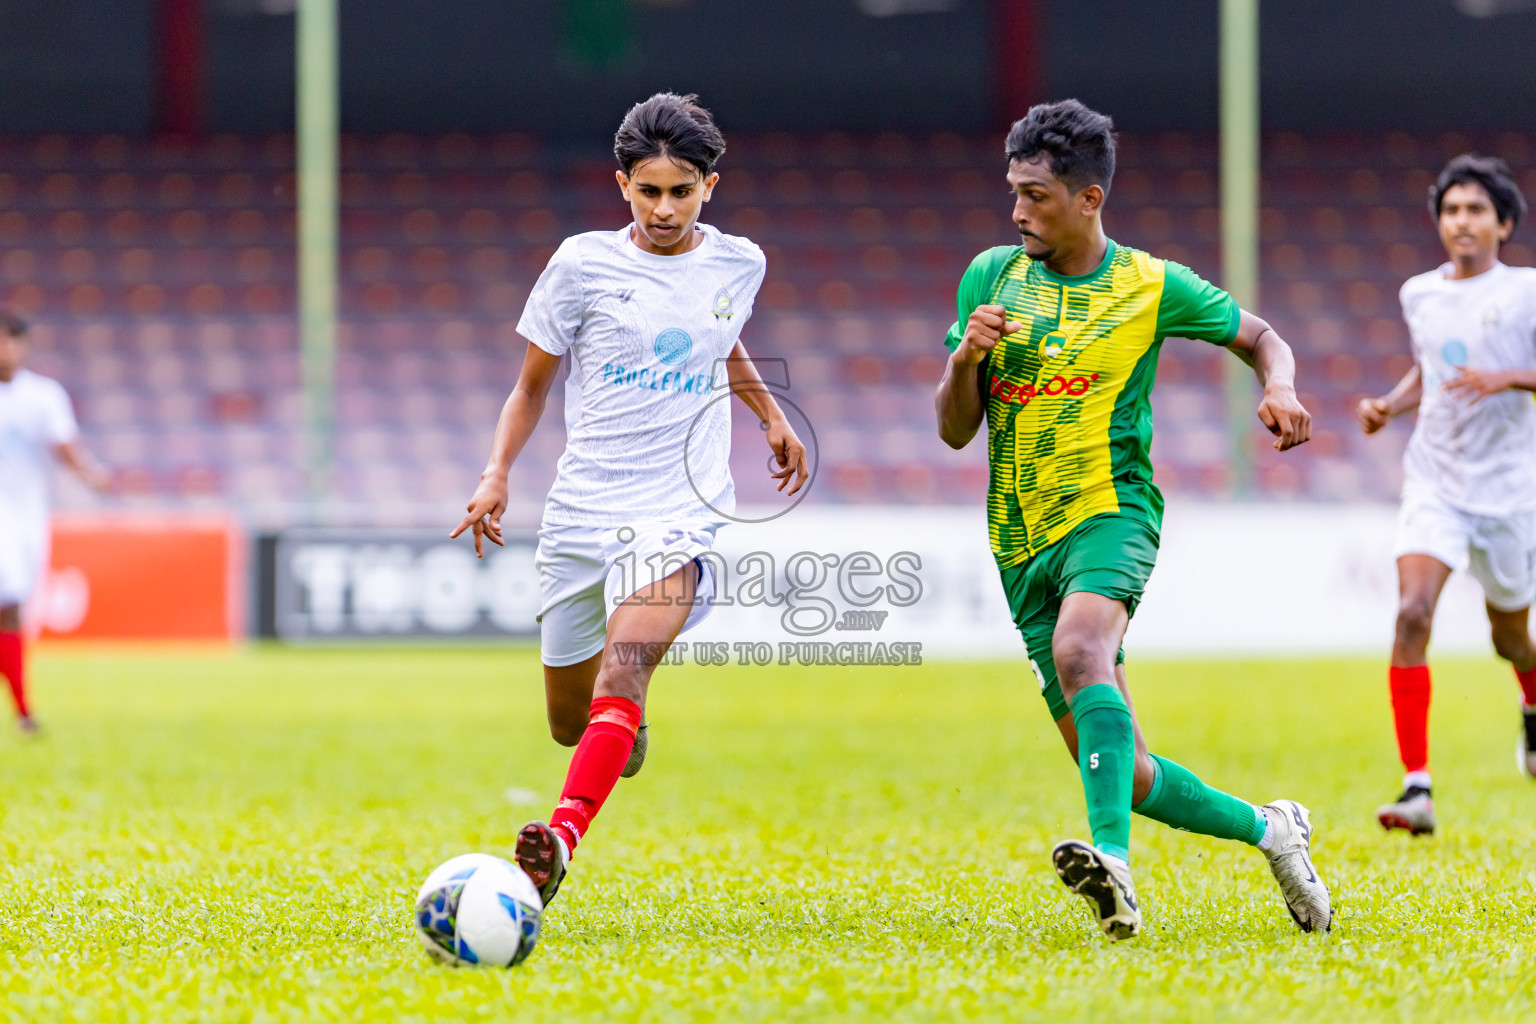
left=518, top=561, right=697, bottom=902
left=1053, top=664, right=1155, bottom=803
left=1055, top=664, right=1265, bottom=848
left=543, top=655, right=600, bottom=746
left=0, top=602, right=31, bottom=729
left=541, top=653, right=651, bottom=776
left=1380, top=490, right=1465, bottom=832
left=1465, top=510, right=1536, bottom=778
left=1055, top=662, right=1331, bottom=932
left=1053, top=592, right=1137, bottom=863
left=1052, top=595, right=1329, bottom=936
left=0, top=529, right=37, bottom=729
left=1486, top=604, right=1536, bottom=778
left=1048, top=590, right=1142, bottom=938
left=1377, top=553, right=1453, bottom=833
left=1047, top=511, right=1329, bottom=932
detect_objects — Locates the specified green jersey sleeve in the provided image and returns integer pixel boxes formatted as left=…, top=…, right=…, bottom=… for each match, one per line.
left=943, top=246, right=1019, bottom=352
left=1155, top=261, right=1241, bottom=345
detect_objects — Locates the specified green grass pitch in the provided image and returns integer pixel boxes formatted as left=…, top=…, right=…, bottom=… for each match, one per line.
left=1, top=647, right=1534, bottom=1022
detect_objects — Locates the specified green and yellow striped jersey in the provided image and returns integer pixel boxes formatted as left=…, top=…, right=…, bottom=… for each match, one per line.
left=943, top=240, right=1239, bottom=568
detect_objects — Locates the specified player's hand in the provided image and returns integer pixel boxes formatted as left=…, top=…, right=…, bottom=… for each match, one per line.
left=953, top=304, right=1022, bottom=367
left=1357, top=396, right=1391, bottom=434
left=1443, top=366, right=1510, bottom=403
left=1257, top=383, right=1311, bottom=451
left=765, top=416, right=810, bottom=496
left=450, top=471, right=509, bottom=558
left=83, top=465, right=113, bottom=493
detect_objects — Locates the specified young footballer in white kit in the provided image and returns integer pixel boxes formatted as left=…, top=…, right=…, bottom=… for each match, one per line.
left=0, top=309, right=109, bottom=732
left=1359, top=155, right=1536, bottom=834
left=451, top=93, right=808, bottom=905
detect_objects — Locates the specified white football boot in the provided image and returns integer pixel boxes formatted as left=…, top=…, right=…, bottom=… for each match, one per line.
left=1052, top=839, right=1141, bottom=940
left=1376, top=786, right=1435, bottom=836
left=1258, top=800, right=1333, bottom=932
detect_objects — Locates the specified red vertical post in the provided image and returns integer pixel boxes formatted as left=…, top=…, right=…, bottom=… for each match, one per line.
left=156, top=0, right=205, bottom=138
left=994, top=0, right=1041, bottom=129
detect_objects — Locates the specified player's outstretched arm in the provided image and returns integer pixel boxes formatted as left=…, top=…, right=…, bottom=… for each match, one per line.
left=53, top=441, right=111, bottom=492
left=1358, top=364, right=1422, bottom=434
left=936, top=305, right=1020, bottom=449
left=451, top=340, right=563, bottom=557
left=1225, top=310, right=1311, bottom=451
left=722, top=340, right=809, bottom=495
left=1443, top=365, right=1536, bottom=403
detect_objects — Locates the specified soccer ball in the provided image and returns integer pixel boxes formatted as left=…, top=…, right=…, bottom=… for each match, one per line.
left=414, top=853, right=543, bottom=967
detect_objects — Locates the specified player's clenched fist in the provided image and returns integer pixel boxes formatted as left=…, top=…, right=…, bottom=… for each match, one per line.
left=1257, top=385, right=1312, bottom=451
left=1356, top=396, right=1391, bottom=435
left=953, top=304, right=1023, bottom=366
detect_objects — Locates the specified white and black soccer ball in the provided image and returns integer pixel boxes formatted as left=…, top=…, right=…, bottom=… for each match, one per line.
left=414, top=853, right=543, bottom=967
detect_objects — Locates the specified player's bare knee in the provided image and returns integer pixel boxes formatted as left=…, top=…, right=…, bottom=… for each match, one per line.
left=1394, top=600, right=1435, bottom=646
left=1052, top=634, right=1115, bottom=696
left=1491, top=625, right=1534, bottom=664
left=548, top=714, right=586, bottom=747
left=0, top=605, right=18, bottom=631
left=546, top=697, right=588, bottom=746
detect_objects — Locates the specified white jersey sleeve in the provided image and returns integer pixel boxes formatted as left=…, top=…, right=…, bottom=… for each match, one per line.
left=42, top=377, right=79, bottom=446
left=517, top=236, right=586, bottom=357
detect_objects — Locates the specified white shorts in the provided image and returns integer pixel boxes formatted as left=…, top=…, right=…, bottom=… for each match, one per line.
left=0, top=524, right=48, bottom=607
left=1394, top=490, right=1536, bottom=612
left=534, top=519, right=725, bottom=668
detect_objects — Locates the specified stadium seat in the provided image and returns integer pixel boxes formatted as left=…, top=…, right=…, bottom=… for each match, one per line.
left=12, top=131, right=1528, bottom=507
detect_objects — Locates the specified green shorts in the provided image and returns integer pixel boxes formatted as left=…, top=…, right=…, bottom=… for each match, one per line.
left=998, top=514, right=1160, bottom=722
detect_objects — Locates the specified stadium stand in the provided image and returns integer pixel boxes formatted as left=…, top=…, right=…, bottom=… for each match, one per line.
left=4, top=130, right=1533, bottom=515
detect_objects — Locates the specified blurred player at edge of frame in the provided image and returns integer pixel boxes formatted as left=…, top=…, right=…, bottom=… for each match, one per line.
left=0, top=308, right=110, bottom=733
left=451, top=93, right=809, bottom=908
left=1358, top=155, right=1536, bottom=836
left=934, top=101, right=1332, bottom=939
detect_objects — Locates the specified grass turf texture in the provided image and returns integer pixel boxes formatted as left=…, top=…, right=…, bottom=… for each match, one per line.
left=2, top=649, right=1534, bottom=1022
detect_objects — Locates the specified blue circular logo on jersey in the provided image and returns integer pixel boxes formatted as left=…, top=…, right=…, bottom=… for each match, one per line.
left=1441, top=339, right=1468, bottom=367
left=654, top=328, right=693, bottom=365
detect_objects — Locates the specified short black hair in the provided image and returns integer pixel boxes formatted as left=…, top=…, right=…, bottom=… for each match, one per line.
left=1004, top=99, right=1117, bottom=194
left=1429, top=154, right=1526, bottom=230
left=0, top=306, right=26, bottom=338
left=613, top=92, right=726, bottom=179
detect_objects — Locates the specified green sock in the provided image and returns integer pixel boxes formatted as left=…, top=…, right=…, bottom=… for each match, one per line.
left=1133, top=754, right=1267, bottom=846
left=1068, top=683, right=1135, bottom=863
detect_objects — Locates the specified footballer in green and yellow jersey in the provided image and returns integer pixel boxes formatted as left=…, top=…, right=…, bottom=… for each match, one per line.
left=934, top=99, right=1331, bottom=940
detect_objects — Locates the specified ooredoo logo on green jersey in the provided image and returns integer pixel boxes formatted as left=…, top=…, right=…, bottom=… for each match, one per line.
left=988, top=371, right=1101, bottom=407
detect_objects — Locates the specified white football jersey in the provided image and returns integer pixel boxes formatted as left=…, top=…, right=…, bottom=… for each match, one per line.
left=517, top=223, right=766, bottom=527
left=0, top=368, right=78, bottom=533
left=1400, top=261, right=1536, bottom=515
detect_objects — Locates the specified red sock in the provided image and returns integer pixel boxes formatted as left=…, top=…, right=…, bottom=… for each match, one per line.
left=548, top=696, right=643, bottom=856
left=1389, top=664, right=1431, bottom=774
left=1516, top=667, right=1536, bottom=708
left=0, top=631, right=28, bottom=719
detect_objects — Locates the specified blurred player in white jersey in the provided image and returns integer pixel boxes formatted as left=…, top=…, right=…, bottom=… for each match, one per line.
left=451, top=93, right=808, bottom=905
left=1359, top=155, right=1536, bottom=834
left=0, top=309, right=109, bottom=733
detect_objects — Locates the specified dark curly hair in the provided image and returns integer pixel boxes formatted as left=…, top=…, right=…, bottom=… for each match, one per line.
left=613, top=92, right=726, bottom=179
left=0, top=306, right=27, bottom=338
left=1429, top=153, right=1526, bottom=231
left=1004, top=99, right=1117, bottom=194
